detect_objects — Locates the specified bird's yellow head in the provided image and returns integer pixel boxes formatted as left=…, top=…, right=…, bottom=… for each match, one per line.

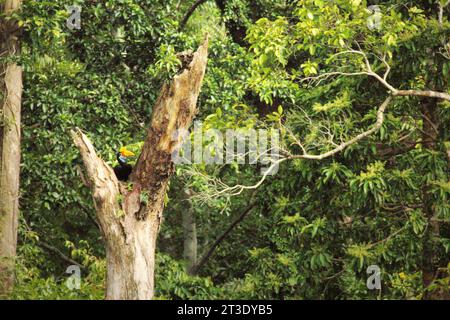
left=119, top=147, right=135, bottom=157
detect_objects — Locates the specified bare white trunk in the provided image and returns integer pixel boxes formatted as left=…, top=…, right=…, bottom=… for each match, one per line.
left=105, top=222, right=156, bottom=299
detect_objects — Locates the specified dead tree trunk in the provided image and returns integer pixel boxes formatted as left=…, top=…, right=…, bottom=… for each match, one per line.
left=0, top=0, right=22, bottom=296
left=71, top=37, right=208, bottom=300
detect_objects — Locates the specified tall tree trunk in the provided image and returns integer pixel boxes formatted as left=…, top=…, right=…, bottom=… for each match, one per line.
left=71, top=37, right=208, bottom=300
left=182, top=189, right=197, bottom=274
left=0, top=0, right=22, bottom=297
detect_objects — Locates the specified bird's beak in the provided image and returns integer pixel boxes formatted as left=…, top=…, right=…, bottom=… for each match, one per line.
left=120, top=147, right=135, bottom=157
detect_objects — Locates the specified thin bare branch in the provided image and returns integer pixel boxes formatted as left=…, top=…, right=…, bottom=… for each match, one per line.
left=202, top=96, right=392, bottom=199
left=394, top=89, right=450, bottom=102
left=179, top=0, right=209, bottom=30
left=291, top=96, right=392, bottom=160
left=192, top=202, right=256, bottom=275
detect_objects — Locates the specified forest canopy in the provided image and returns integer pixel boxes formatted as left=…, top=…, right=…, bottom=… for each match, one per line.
left=0, top=0, right=449, bottom=300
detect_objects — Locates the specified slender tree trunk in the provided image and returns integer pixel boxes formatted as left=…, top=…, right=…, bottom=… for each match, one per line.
left=0, top=0, right=22, bottom=297
left=182, top=189, right=197, bottom=274
left=420, top=97, right=442, bottom=299
left=71, top=37, right=208, bottom=300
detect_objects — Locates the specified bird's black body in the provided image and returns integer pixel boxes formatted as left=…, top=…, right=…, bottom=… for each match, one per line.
left=114, top=152, right=133, bottom=181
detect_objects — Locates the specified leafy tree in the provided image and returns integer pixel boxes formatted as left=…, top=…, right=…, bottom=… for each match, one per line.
left=6, top=0, right=450, bottom=300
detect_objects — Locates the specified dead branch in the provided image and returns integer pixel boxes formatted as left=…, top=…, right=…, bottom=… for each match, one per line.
left=38, top=241, right=85, bottom=269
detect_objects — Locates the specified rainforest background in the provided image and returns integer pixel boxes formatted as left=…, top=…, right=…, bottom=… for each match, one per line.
left=0, top=0, right=449, bottom=300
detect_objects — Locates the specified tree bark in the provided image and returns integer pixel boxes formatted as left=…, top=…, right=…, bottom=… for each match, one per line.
left=71, top=36, right=208, bottom=300
left=0, top=0, right=22, bottom=297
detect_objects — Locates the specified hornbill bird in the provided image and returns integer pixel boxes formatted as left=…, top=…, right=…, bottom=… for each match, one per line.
left=113, top=147, right=135, bottom=181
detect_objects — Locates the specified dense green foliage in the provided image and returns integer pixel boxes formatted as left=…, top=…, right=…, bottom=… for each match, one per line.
left=5, top=0, right=449, bottom=299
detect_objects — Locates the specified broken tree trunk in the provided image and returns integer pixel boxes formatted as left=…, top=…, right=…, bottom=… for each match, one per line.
left=0, top=0, right=22, bottom=297
left=71, top=36, right=208, bottom=300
